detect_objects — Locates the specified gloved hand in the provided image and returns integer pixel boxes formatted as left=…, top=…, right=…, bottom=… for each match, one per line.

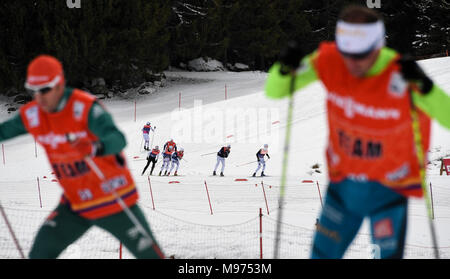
left=279, top=40, right=304, bottom=75
left=397, top=56, right=433, bottom=94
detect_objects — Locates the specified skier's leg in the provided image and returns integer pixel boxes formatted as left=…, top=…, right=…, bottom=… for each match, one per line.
left=141, top=159, right=151, bottom=175
left=214, top=156, right=220, bottom=172
left=94, top=204, right=164, bottom=259
left=368, top=185, right=408, bottom=259
left=29, top=202, right=92, bottom=259
left=143, top=134, right=149, bottom=149
left=255, top=161, right=262, bottom=173
left=169, top=161, right=175, bottom=173
left=150, top=158, right=156, bottom=175
left=159, top=158, right=166, bottom=175
left=165, top=158, right=171, bottom=172
left=220, top=158, right=225, bottom=173
left=261, top=160, right=266, bottom=172
left=310, top=182, right=364, bottom=259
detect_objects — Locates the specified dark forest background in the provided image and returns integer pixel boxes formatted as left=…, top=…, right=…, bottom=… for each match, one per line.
left=0, top=0, right=449, bottom=98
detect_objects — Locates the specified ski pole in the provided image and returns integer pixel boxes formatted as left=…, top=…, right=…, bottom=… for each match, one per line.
left=0, top=201, right=25, bottom=259
left=66, top=134, right=156, bottom=250
left=273, top=72, right=296, bottom=259
left=235, top=161, right=255, bottom=167
left=408, top=86, right=439, bottom=259
left=201, top=152, right=216, bottom=157
left=150, top=127, right=156, bottom=149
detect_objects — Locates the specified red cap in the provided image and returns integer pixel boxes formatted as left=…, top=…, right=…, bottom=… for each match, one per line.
left=25, top=55, right=65, bottom=90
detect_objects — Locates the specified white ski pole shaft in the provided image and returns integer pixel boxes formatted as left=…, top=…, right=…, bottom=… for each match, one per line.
left=201, top=152, right=216, bottom=156
left=236, top=161, right=255, bottom=167
left=150, top=129, right=155, bottom=149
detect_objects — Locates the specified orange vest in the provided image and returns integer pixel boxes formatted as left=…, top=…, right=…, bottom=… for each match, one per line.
left=164, top=141, right=176, bottom=154
left=150, top=149, right=160, bottom=156
left=20, top=89, right=138, bottom=219
left=313, top=42, right=431, bottom=197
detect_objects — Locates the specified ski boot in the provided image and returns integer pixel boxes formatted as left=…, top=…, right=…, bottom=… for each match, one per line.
left=213, top=171, right=216, bottom=176
left=167, top=172, right=171, bottom=176
left=159, top=171, right=162, bottom=176
left=164, top=171, right=168, bottom=176
left=261, top=172, right=265, bottom=177
left=252, top=173, right=256, bottom=177
left=220, top=172, right=224, bottom=177
left=174, top=171, right=178, bottom=176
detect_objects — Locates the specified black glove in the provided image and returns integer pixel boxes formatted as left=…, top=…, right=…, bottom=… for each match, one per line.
left=397, top=56, right=433, bottom=94
left=279, top=41, right=304, bottom=75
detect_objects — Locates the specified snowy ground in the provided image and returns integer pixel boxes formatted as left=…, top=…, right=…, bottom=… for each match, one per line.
left=1, top=57, right=450, bottom=259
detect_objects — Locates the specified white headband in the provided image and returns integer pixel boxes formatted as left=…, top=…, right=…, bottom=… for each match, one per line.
left=335, top=20, right=385, bottom=55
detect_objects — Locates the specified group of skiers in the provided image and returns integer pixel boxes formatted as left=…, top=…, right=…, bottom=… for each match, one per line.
left=141, top=122, right=270, bottom=177
left=141, top=123, right=184, bottom=176
left=212, top=143, right=270, bottom=177
left=2, top=4, right=450, bottom=260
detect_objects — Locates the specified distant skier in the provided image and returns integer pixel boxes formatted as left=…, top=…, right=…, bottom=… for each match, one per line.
left=168, top=148, right=184, bottom=176
left=159, top=139, right=177, bottom=176
left=142, top=122, right=155, bottom=151
left=213, top=145, right=231, bottom=177
left=253, top=144, right=270, bottom=177
left=141, top=146, right=160, bottom=176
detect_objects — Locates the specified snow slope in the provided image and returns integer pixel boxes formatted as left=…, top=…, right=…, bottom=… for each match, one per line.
left=1, top=57, right=449, bottom=259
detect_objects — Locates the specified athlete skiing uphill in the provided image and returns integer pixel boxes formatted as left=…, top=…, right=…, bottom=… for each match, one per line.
left=265, top=5, right=450, bottom=259
left=0, top=55, right=164, bottom=259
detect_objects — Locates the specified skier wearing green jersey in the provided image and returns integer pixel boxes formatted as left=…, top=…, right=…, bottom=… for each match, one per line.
left=265, top=5, right=450, bottom=258
left=0, top=55, right=164, bottom=259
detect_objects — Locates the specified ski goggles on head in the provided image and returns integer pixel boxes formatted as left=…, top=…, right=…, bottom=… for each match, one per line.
left=336, top=20, right=385, bottom=60
left=24, top=75, right=61, bottom=95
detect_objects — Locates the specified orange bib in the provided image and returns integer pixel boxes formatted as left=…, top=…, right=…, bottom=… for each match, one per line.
left=20, top=89, right=138, bottom=218
left=313, top=43, right=430, bottom=197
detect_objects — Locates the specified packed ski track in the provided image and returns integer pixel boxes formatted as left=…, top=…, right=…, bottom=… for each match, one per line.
left=1, top=57, right=450, bottom=258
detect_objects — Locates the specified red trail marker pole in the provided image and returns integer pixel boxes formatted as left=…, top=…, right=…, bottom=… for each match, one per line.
left=316, top=181, right=323, bottom=208
left=148, top=176, right=155, bottom=210
left=0, top=202, right=25, bottom=259
left=261, top=181, right=269, bottom=215
left=259, top=208, right=263, bottom=259
left=204, top=180, right=213, bottom=215
left=37, top=177, right=42, bottom=208
left=34, top=139, right=37, bottom=158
